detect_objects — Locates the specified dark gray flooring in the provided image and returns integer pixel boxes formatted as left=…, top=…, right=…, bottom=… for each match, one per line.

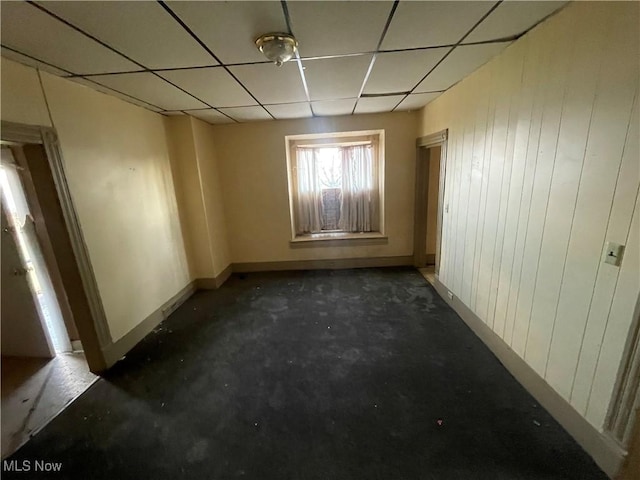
left=5, top=268, right=607, bottom=479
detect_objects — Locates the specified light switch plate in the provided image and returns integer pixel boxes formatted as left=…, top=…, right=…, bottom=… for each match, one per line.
left=604, top=242, right=624, bottom=266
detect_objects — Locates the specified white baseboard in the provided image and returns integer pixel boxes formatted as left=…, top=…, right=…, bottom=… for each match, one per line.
left=429, top=275, right=624, bottom=478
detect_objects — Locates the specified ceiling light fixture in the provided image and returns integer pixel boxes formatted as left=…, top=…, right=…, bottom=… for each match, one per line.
left=255, top=33, right=298, bottom=67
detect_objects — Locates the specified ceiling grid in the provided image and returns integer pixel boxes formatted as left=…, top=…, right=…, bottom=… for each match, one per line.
left=0, top=0, right=568, bottom=124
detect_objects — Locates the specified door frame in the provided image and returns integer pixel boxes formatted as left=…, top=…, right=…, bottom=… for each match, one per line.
left=413, top=129, right=447, bottom=272
left=1, top=121, right=110, bottom=372
left=606, top=292, right=640, bottom=450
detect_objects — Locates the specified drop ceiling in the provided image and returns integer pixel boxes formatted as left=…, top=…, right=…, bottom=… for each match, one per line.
left=0, top=1, right=567, bottom=125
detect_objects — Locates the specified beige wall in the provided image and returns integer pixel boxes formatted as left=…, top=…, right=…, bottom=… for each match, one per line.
left=165, top=116, right=215, bottom=279
left=0, top=59, right=51, bottom=128
left=191, top=117, right=231, bottom=277
left=1, top=58, right=191, bottom=343
left=165, top=116, right=231, bottom=280
left=211, top=111, right=419, bottom=264
left=419, top=1, right=639, bottom=430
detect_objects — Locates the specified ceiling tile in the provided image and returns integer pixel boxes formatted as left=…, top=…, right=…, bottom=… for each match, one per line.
left=0, top=1, right=138, bottom=74
left=265, top=102, right=313, bottom=120
left=186, top=109, right=235, bottom=125
left=466, top=1, right=567, bottom=43
left=415, top=42, right=509, bottom=92
left=229, top=62, right=307, bottom=105
left=70, top=77, right=164, bottom=112
left=1, top=47, right=69, bottom=76
left=167, top=1, right=287, bottom=64
left=89, top=73, right=207, bottom=111
left=355, top=96, right=406, bottom=114
left=364, top=49, right=449, bottom=94
left=311, top=99, right=357, bottom=117
left=288, top=1, right=393, bottom=57
left=38, top=1, right=216, bottom=69
left=218, top=106, right=272, bottom=122
left=160, top=67, right=257, bottom=108
left=304, top=56, right=372, bottom=102
left=382, top=1, right=495, bottom=50
left=396, top=92, right=443, bottom=111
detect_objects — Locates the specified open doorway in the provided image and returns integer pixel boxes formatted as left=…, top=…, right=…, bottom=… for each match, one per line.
left=1, top=147, right=72, bottom=355
left=413, top=130, right=447, bottom=285
left=0, top=135, right=99, bottom=458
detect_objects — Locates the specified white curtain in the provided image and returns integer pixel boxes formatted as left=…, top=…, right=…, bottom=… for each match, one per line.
left=294, top=147, right=324, bottom=234
left=339, top=144, right=379, bottom=232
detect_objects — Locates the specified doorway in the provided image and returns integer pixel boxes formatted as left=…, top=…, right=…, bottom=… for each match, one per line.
left=1, top=147, right=72, bottom=355
left=413, top=130, right=447, bottom=282
left=0, top=127, right=102, bottom=459
left=605, top=293, right=640, bottom=477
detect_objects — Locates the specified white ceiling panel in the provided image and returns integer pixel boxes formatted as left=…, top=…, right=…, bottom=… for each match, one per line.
left=218, top=106, right=272, bottom=122
left=70, top=77, right=164, bottom=112
left=465, top=1, right=568, bottom=43
left=382, top=1, right=495, bottom=50
left=415, top=42, right=509, bottom=92
left=396, top=92, right=443, bottom=111
left=355, top=96, right=405, bottom=114
left=186, top=109, right=235, bottom=125
left=39, top=1, right=215, bottom=69
left=364, top=48, right=449, bottom=94
left=89, top=73, right=208, bottom=111
left=160, top=68, right=257, bottom=108
left=0, top=1, right=138, bottom=74
left=229, top=62, right=307, bottom=105
left=265, top=103, right=313, bottom=120
left=304, top=55, right=372, bottom=102
left=288, top=1, right=393, bottom=57
left=1, top=46, right=69, bottom=76
left=167, top=1, right=287, bottom=64
left=311, top=99, right=357, bottom=117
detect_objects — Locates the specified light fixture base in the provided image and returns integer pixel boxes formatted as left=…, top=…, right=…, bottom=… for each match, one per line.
left=255, top=32, right=298, bottom=66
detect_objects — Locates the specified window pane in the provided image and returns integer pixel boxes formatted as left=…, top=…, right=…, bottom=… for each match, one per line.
left=316, top=147, right=341, bottom=189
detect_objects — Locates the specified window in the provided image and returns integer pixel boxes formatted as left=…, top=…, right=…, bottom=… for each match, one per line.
left=285, top=130, right=385, bottom=241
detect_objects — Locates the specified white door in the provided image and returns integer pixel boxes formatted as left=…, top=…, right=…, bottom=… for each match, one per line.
left=1, top=206, right=54, bottom=358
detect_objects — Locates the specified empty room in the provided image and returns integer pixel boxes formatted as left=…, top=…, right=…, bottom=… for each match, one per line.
left=0, top=1, right=639, bottom=479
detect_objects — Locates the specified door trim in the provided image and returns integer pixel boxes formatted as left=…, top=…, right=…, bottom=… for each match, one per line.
left=606, top=292, right=640, bottom=448
left=413, top=129, right=447, bottom=271
left=1, top=121, right=111, bottom=371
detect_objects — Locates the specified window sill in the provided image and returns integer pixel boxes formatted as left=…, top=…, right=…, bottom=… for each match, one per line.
left=290, top=232, right=388, bottom=247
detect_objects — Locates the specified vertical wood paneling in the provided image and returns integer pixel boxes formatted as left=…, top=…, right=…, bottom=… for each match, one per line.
left=494, top=34, right=536, bottom=340
left=470, top=64, right=499, bottom=312
left=454, top=82, right=480, bottom=301
left=505, top=29, right=547, bottom=347
left=546, top=3, right=637, bottom=400
left=444, top=103, right=466, bottom=289
left=570, top=97, right=639, bottom=415
left=586, top=192, right=640, bottom=426
left=488, top=42, right=526, bottom=334
left=460, top=68, right=491, bottom=306
left=474, top=52, right=513, bottom=322
left=524, top=5, right=608, bottom=376
left=421, top=1, right=640, bottom=430
left=438, top=97, right=453, bottom=287
left=511, top=18, right=572, bottom=356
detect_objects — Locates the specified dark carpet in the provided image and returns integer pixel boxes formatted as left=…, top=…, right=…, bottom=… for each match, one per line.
left=5, top=268, right=607, bottom=479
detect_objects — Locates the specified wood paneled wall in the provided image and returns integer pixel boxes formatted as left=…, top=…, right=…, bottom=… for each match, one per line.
left=419, top=1, right=639, bottom=430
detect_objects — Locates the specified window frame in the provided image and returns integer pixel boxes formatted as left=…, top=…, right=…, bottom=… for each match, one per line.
left=285, top=129, right=386, bottom=244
